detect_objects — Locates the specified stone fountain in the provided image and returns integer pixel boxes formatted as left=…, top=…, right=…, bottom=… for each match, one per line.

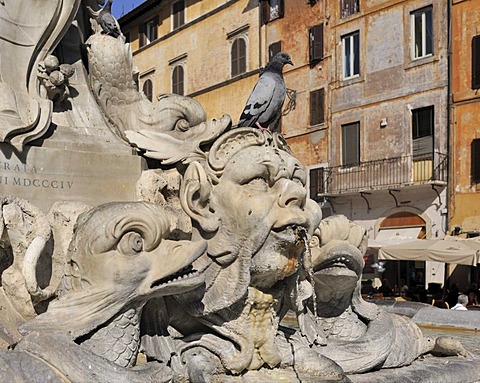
left=0, top=1, right=479, bottom=382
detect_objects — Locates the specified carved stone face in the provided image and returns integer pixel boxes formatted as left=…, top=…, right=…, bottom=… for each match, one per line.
left=179, top=131, right=321, bottom=313
left=308, top=216, right=366, bottom=317
left=209, top=144, right=320, bottom=289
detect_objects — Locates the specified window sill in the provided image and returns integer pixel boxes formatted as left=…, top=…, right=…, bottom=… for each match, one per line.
left=405, top=55, right=436, bottom=70
left=308, top=123, right=326, bottom=130
left=340, top=74, right=363, bottom=87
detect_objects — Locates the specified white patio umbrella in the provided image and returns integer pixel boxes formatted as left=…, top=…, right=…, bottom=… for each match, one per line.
left=378, top=237, right=480, bottom=266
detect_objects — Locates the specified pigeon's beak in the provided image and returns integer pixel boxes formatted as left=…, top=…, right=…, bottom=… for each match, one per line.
left=287, top=59, right=294, bottom=66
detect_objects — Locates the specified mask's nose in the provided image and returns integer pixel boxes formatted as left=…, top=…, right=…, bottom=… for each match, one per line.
left=278, top=179, right=307, bottom=209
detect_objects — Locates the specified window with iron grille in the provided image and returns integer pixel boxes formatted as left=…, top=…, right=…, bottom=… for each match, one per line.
left=231, top=38, right=247, bottom=77
left=412, top=106, right=434, bottom=157
left=340, top=0, right=359, bottom=18
left=260, top=0, right=284, bottom=24
left=309, top=24, right=324, bottom=64
left=172, top=65, right=184, bottom=96
left=342, top=122, right=360, bottom=166
left=342, top=31, right=360, bottom=79
left=310, top=89, right=324, bottom=126
left=143, top=79, right=153, bottom=102
left=172, top=0, right=185, bottom=30
left=411, top=6, right=433, bottom=60
left=472, top=138, right=480, bottom=183
left=268, top=41, right=282, bottom=62
left=472, top=35, right=480, bottom=89
left=139, top=16, right=158, bottom=47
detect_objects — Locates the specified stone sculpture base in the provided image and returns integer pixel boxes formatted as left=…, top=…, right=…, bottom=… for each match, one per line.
left=348, top=356, right=480, bottom=383
left=0, top=144, right=145, bottom=212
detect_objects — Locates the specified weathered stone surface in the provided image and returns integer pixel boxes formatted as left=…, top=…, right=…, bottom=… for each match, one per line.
left=0, top=144, right=145, bottom=212
left=348, top=356, right=480, bottom=383
left=0, top=1, right=479, bottom=382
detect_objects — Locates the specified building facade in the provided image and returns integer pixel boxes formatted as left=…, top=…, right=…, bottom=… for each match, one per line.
left=119, top=0, right=262, bottom=121
left=120, top=1, right=463, bottom=289
left=450, top=0, right=480, bottom=238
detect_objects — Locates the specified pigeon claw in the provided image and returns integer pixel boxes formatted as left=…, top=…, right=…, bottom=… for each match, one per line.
left=255, top=122, right=269, bottom=131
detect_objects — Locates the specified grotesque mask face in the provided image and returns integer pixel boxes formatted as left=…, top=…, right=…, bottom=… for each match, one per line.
left=180, top=129, right=321, bottom=311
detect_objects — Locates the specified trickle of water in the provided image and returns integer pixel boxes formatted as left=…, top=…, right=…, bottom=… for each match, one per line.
left=295, top=227, right=318, bottom=318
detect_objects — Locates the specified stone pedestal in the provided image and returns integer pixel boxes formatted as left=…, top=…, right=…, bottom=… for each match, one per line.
left=0, top=143, right=145, bottom=213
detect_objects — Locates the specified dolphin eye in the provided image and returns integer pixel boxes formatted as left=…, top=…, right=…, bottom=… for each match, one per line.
left=118, top=232, right=144, bottom=256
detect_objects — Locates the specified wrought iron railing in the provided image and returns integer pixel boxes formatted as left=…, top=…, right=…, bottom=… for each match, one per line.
left=310, top=153, right=448, bottom=197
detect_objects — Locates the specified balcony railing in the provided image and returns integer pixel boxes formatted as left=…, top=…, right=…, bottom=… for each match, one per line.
left=310, top=153, right=448, bottom=197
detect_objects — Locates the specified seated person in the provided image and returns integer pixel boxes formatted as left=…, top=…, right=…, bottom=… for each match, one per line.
left=450, top=294, right=468, bottom=311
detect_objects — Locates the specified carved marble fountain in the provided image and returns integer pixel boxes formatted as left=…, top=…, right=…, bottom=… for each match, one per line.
left=0, top=1, right=479, bottom=382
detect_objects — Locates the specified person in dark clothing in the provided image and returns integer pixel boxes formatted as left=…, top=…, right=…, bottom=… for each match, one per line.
left=378, top=278, right=393, bottom=297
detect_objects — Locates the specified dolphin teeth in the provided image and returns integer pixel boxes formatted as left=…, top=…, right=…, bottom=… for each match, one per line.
left=151, top=266, right=199, bottom=288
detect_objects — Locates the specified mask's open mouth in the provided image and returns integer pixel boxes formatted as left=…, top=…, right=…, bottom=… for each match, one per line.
left=314, top=253, right=362, bottom=278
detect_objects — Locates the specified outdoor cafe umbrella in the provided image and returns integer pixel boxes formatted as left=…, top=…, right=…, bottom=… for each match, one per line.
left=378, top=237, right=480, bottom=266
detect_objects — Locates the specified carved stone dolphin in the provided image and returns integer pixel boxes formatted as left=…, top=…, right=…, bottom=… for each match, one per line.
left=1, top=202, right=208, bottom=382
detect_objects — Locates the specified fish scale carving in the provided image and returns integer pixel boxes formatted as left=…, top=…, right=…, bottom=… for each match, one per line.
left=82, top=308, right=140, bottom=367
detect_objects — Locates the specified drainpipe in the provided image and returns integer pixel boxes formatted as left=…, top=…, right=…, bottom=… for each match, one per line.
left=445, top=0, right=453, bottom=288
left=446, top=0, right=453, bottom=236
left=258, top=2, right=263, bottom=69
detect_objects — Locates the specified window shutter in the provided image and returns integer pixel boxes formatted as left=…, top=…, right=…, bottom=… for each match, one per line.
left=269, top=41, right=282, bottom=62
left=139, top=23, right=146, bottom=47
left=342, top=122, right=360, bottom=166
left=260, top=0, right=270, bottom=25
left=231, top=40, right=239, bottom=77
left=277, top=0, right=285, bottom=19
left=310, top=89, right=324, bottom=126
left=143, top=80, right=153, bottom=102
left=309, top=168, right=319, bottom=197
left=239, top=39, right=246, bottom=74
left=152, top=16, right=159, bottom=40
left=472, top=138, right=480, bottom=183
left=309, top=24, right=324, bottom=63
left=172, top=66, right=184, bottom=96
left=472, top=35, right=480, bottom=89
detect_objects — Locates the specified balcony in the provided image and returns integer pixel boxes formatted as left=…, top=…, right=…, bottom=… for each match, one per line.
left=310, top=153, right=448, bottom=198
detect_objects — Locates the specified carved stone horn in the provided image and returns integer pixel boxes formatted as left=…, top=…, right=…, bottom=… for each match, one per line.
left=0, top=197, right=55, bottom=308
left=22, top=236, right=56, bottom=303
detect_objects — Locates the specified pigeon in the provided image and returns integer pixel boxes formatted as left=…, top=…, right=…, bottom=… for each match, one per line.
left=237, top=52, right=293, bottom=131
left=98, top=0, right=122, bottom=38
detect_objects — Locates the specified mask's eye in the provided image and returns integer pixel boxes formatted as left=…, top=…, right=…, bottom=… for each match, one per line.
left=246, top=176, right=269, bottom=191
left=292, top=177, right=305, bottom=187
left=118, top=232, right=144, bottom=256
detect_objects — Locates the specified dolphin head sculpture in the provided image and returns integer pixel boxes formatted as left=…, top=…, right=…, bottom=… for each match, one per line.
left=21, top=201, right=207, bottom=340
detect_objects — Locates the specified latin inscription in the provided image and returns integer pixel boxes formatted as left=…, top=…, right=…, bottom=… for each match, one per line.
left=0, top=160, right=73, bottom=190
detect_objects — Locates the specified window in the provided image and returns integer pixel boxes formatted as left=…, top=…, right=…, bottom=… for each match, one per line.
left=309, top=24, right=324, bottom=64
left=309, top=167, right=326, bottom=197
left=310, top=89, right=324, bottom=126
left=260, top=0, right=284, bottom=24
left=172, top=65, right=184, bottom=96
left=342, top=31, right=359, bottom=79
left=143, top=79, right=153, bottom=102
left=342, top=122, right=360, bottom=166
left=472, top=139, right=480, bottom=183
left=139, top=17, right=158, bottom=47
left=172, top=0, right=185, bottom=30
left=411, top=6, right=433, bottom=60
left=268, top=41, right=282, bottom=62
left=231, top=38, right=247, bottom=77
left=472, top=35, right=480, bottom=89
left=412, top=106, right=434, bottom=157
left=340, top=0, right=359, bottom=18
